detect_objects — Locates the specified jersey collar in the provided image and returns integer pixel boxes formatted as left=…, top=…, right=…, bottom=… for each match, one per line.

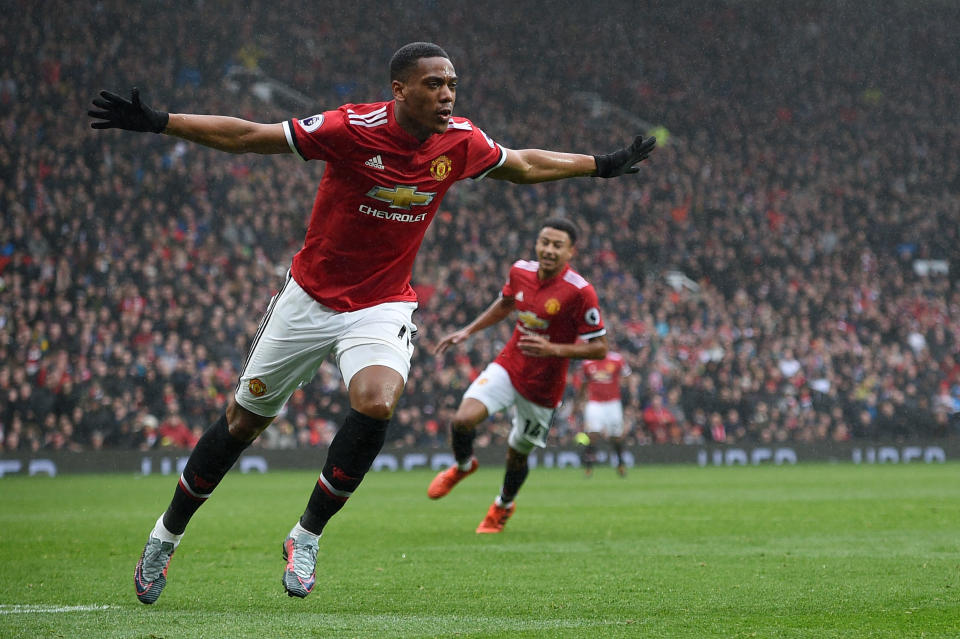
left=389, top=100, right=439, bottom=149
left=537, top=263, right=570, bottom=284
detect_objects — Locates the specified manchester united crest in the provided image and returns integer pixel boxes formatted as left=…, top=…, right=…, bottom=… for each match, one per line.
left=545, top=298, right=561, bottom=315
left=430, top=155, right=452, bottom=181
left=248, top=378, right=267, bottom=397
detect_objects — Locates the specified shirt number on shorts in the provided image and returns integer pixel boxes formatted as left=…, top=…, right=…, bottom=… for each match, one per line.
left=521, top=419, right=547, bottom=441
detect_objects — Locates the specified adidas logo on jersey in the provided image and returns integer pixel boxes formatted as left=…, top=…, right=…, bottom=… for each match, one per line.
left=365, top=155, right=385, bottom=170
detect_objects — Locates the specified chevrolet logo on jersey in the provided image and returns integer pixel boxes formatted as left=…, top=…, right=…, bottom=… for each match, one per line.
left=366, top=185, right=436, bottom=210
left=517, top=311, right=549, bottom=331
left=594, top=369, right=614, bottom=382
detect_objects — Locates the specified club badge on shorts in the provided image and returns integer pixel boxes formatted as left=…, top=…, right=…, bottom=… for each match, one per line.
left=248, top=378, right=267, bottom=397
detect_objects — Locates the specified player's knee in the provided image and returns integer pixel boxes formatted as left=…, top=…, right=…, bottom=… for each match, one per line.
left=451, top=416, right=476, bottom=433
left=506, top=446, right=530, bottom=470
left=452, top=399, right=487, bottom=431
left=348, top=366, right=404, bottom=420
left=225, top=399, right=273, bottom=442
left=350, top=399, right=392, bottom=421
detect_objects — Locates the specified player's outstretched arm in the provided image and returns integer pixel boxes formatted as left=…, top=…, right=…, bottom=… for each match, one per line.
left=89, top=87, right=290, bottom=155
left=433, top=296, right=515, bottom=355
left=488, top=136, right=655, bottom=184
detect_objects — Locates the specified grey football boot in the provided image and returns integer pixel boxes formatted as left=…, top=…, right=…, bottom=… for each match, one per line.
left=281, top=533, right=319, bottom=598
left=134, top=536, right=176, bottom=604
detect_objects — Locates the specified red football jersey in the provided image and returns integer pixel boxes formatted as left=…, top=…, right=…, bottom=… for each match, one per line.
left=283, top=101, right=505, bottom=311
left=578, top=352, right=630, bottom=402
left=494, top=261, right=606, bottom=407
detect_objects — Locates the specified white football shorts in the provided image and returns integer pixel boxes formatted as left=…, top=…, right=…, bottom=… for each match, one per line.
left=463, top=362, right=557, bottom=454
left=583, top=399, right=625, bottom=437
left=235, top=273, right=417, bottom=417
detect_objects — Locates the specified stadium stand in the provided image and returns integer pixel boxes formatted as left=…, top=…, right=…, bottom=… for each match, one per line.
left=1, top=0, right=958, bottom=452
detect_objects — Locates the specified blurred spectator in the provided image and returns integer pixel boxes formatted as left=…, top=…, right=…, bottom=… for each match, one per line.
left=642, top=394, right=677, bottom=445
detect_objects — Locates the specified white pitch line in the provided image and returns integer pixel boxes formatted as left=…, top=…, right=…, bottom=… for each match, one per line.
left=0, top=604, right=118, bottom=614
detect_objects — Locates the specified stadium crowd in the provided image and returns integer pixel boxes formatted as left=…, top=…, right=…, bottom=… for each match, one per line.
left=1, top=0, right=959, bottom=454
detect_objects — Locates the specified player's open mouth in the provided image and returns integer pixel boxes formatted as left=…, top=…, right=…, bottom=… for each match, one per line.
left=437, top=108, right=452, bottom=121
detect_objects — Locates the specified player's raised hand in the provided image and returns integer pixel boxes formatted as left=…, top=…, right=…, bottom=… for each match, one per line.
left=88, top=88, right=169, bottom=133
left=593, top=135, right=656, bottom=178
left=434, top=328, right=472, bottom=355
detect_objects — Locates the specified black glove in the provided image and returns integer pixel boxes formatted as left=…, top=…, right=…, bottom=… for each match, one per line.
left=593, top=135, right=656, bottom=178
left=88, top=88, right=169, bottom=133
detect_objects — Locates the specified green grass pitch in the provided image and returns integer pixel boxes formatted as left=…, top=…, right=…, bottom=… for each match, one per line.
left=0, top=463, right=958, bottom=638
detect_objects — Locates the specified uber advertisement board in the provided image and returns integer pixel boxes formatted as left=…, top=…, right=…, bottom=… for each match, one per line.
left=1, top=442, right=956, bottom=477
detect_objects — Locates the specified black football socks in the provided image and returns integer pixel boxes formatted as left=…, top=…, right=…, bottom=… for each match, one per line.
left=499, top=454, right=529, bottom=505
left=451, top=422, right=475, bottom=466
left=162, top=414, right=251, bottom=534
left=299, top=409, right=390, bottom=534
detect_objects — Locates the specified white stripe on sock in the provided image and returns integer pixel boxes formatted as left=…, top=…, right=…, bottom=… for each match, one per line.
left=152, top=515, right=184, bottom=545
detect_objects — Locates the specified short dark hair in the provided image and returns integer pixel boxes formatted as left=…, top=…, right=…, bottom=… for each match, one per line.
left=541, top=217, right=579, bottom=245
left=390, top=42, right=451, bottom=82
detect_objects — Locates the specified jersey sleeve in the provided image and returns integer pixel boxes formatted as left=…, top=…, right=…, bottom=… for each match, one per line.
left=458, top=121, right=506, bottom=180
left=282, top=108, right=349, bottom=162
left=576, top=284, right=606, bottom=340
left=500, top=261, right=524, bottom=300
